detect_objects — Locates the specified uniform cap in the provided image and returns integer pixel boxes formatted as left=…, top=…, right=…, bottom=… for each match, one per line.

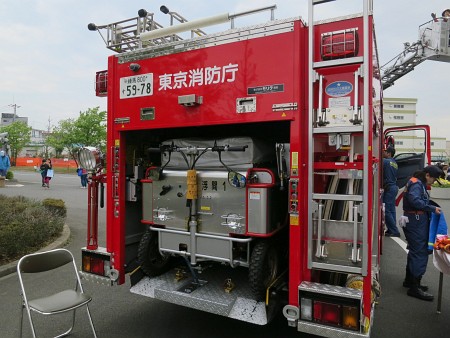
left=424, top=165, right=443, bottom=184
left=385, top=146, right=395, bottom=156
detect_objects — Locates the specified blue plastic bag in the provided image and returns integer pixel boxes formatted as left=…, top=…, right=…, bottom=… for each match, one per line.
left=429, top=212, right=448, bottom=250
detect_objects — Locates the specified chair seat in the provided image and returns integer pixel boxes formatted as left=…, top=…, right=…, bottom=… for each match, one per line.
left=28, top=289, right=92, bottom=314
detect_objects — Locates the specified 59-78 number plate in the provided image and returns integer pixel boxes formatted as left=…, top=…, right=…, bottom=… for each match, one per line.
left=120, top=73, right=153, bottom=99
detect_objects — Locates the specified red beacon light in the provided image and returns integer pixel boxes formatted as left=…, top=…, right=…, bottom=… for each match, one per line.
left=95, top=70, right=108, bottom=97
left=321, top=28, right=358, bottom=60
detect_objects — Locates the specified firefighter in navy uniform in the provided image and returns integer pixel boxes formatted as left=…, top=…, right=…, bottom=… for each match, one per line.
left=402, top=165, right=443, bottom=301
left=383, top=146, right=400, bottom=237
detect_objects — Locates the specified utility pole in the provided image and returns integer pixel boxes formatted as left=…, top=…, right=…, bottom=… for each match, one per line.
left=45, top=116, right=51, bottom=158
left=8, top=103, right=21, bottom=123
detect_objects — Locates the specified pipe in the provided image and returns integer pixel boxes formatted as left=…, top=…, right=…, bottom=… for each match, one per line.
left=140, top=13, right=229, bottom=42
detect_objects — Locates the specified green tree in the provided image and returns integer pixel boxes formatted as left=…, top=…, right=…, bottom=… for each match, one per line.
left=0, top=122, right=31, bottom=165
left=46, top=119, right=77, bottom=158
left=74, top=107, right=107, bottom=152
left=46, top=107, right=106, bottom=160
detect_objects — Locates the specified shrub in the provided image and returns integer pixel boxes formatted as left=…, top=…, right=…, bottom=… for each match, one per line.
left=42, top=198, right=67, bottom=218
left=0, top=195, right=66, bottom=263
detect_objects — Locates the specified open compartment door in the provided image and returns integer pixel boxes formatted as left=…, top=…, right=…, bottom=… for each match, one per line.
left=384, top=125, right=431, bottom=189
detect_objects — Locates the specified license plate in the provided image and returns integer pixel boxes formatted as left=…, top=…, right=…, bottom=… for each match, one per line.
left=120, top=73, right=153, bottom=99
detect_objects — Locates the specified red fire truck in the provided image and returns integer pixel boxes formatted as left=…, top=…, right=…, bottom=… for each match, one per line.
left=80, top=1, right=434, bottom=337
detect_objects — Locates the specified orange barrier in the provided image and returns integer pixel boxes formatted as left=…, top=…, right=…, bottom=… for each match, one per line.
left=14, top=157, right=78, bottom=168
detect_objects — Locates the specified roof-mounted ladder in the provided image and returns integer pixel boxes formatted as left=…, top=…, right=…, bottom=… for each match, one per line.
left=88, top=5, right=277, bottom=53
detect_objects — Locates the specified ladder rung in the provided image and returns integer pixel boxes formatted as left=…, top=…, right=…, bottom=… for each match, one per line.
left=313, top=56, right=364, bottom=69
left=313, top=193, right=363, bottom=202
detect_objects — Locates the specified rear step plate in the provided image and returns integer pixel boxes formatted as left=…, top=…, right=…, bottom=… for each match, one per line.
left=130, top=264, right=268, bottom=325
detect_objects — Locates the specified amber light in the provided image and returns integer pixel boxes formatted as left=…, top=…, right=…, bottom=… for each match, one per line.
left=342, top=305, right=359, bottom=331
left=82, top=255, right=91, bottom=272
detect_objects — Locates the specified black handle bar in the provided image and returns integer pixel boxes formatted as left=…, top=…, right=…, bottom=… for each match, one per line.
left=225, top=145, right=248, bottom=152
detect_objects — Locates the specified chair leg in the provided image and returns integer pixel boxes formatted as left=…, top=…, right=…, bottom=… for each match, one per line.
left=19, top=303, right=24, bottom=338
left=53, top=309, right=76, bottom=338
left=86, top=305, right=98, bottom=338
left=24, top=307, right=38, bottom=338
left=53, top=306, right=97, bottom=338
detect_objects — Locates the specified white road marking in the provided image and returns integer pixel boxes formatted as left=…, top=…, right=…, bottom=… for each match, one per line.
left=392, top=236, right=408, bottom=252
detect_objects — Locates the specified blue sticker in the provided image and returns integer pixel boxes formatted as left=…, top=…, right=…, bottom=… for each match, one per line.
left=325, top=81, right=353, bottom=97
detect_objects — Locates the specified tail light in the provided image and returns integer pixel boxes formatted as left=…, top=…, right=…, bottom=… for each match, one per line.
left=299, top=295, right=360, bottom=332
left=321, top=29, right=358, bottom=60
left=82, top=249, right=110, bottom=277
left=314, top=301, right=341, bottom=326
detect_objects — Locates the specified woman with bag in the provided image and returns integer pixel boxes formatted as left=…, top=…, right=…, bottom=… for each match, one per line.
left=77, top=166, right=88, bottom=188
left=40, top=158, right=53, bottom=188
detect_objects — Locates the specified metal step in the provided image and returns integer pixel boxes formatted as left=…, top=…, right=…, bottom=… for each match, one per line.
left=130, top=263, right=270, bottom=325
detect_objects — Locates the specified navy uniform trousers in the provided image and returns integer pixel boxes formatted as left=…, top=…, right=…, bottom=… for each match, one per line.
left=403, top=213, right=430, bottom=278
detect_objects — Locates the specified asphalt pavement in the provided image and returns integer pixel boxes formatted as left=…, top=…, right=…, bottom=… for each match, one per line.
left=1, top=171, right=449, bottom=337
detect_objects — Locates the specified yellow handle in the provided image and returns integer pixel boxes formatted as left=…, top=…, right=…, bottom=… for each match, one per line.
left=186, top=170, right=198, bottom=199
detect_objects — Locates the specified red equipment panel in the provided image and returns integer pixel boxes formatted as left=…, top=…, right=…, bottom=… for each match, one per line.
left=108, top=21, right=306, bottom=131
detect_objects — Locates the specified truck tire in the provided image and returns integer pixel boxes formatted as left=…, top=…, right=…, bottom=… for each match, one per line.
left=137, top=228, right=171, bottom=277
left=249, top=240, right=279, bottom=300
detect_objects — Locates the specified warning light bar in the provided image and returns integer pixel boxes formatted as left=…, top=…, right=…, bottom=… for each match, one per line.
left=321, top=28, right=358, bottom=60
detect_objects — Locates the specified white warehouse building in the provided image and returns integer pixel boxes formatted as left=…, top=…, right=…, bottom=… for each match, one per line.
left=383, top=97, right=448, bottom=164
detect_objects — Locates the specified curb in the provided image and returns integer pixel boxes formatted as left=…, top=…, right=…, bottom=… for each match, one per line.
left=0, top=223, right=71, bottom=278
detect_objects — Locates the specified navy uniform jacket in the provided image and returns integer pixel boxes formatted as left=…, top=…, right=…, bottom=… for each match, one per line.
left=403, top=177, right=437, bottom=213
left=383, top=157, right=398, bottom=187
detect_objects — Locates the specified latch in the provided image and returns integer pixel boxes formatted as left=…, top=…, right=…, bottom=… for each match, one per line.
left=328, top=133, right=351, bottom=150
left=221, top=213, right=245, bottom=229
left=159, top=185, right=172, bottom=196
left=153, top=208, right=173, bottom=221
left=236, top=97, right=256, bottom=113
left=178, top=94, right=203, bottom=106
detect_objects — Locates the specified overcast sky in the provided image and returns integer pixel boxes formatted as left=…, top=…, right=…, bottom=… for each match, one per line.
left=0, top=0, right=449, bottom=138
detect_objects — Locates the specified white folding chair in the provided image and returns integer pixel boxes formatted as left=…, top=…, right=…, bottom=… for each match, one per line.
left=17, top=248, right=97, bottom=337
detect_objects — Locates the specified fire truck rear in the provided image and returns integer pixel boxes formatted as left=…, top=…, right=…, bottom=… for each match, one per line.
left=81, top=1, right=384, bottom=336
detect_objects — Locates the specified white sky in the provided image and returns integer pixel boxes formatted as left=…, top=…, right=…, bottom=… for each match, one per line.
left=0, top=1, right=449, bottom=138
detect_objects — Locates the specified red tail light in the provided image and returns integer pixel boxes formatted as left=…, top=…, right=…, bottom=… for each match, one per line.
left=82, top=250, right=110, bottom=277
left=314, top=301, right=341, bottom=326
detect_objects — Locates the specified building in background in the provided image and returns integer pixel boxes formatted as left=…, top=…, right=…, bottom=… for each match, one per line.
left=0, top=112, right=47, bottom=157
left=383, top=97, right=448, bottom=164
left=23, top=129, right=47, bottom=157
left=1, top=112, right=28, bottom=125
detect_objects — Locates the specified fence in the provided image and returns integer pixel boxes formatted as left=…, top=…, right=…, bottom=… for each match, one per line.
left=15, top=157, right=78, bottom=169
